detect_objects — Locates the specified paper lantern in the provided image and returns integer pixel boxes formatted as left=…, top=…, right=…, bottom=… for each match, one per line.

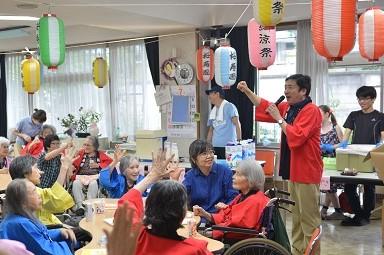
left=214, top=44, right=237, bottom=88
left=92, top=57, right=108, bottom=88
left=312, top=0, right=356, bottom=61
left=248, top=19, right=276, bottom=70
left=253, top=0, right=286, bottom=28
left=37, top=14, right=65, bottom=70
left=359, top=7, right=384, bottom=62
left=21, top=55, right=40, bottom=94
left=196, top=46, right=214, bottom=82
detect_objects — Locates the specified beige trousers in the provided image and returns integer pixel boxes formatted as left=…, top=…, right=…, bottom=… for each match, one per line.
left=289, top=181, right=321, bottom=255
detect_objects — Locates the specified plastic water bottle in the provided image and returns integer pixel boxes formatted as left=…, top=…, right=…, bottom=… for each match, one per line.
left=99, top=233, right=107, bottom=248
left=171, top=142, right=179, bottom=161
left=187, top=217, right=197, bottom=237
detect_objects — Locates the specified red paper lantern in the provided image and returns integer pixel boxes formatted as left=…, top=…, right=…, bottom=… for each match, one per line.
left=359, top=7, right=384, bottom=61
left=196, top=46, right=214, bottom=82
left=312, top=0, right=356, bottom=61
left=248, top=19, right=276, bottom=70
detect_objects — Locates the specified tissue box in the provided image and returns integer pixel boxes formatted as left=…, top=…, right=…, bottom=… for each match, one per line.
left=225, top=144, right=242, bottom=169
left=336, top=144, right=375, bottom=172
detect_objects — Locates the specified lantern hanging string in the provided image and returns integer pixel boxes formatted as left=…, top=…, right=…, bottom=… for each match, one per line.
left=225, top=0, right=252, bottom=39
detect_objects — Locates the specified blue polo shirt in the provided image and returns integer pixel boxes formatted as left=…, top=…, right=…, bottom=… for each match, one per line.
left=182, top=162, right=238, bottom=213
left=15, top=117, right=43, bottom=145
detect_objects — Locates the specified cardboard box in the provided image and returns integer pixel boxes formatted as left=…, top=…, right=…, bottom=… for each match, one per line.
left=336, top=145, right=376, bottom=172
left=364, top=144, right=384, bottom=180
left=135, top=130, right=167, bottom=160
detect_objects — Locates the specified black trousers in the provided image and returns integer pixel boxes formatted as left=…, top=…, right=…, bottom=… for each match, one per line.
left=344, top=183, right=375, bottom=219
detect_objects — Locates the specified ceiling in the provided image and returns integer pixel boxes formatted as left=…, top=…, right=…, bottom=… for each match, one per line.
left=0, top=0, right=382, bottom=52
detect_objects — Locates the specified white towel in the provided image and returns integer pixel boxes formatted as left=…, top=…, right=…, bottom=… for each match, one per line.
left=209, top=100, right=228, bottom=126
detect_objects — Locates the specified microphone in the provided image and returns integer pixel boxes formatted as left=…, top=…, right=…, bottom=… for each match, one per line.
left=274, top=95, right=285, bottom=106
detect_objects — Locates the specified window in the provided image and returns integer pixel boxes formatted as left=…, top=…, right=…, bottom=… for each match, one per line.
left=328, top=65, right=381, bottom=127
left=256, top=29, right=297, bottom=144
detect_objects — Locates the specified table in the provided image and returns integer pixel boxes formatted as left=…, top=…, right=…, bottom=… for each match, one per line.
left=322, top=169, right=384, bottom=246
left=323, top=169, right=383, bottom=186
left=0, top=173, right=12, bottom=192
left=75, top=199, right=224, bottom=255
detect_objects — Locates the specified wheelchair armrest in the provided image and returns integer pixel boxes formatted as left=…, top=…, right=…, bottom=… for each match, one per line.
left=211, top=225, right=260, bottom=236
left=46, top=224, right=63, bottom=229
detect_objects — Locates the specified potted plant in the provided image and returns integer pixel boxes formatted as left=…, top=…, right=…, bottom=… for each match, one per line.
left=58, top=107, right=102, bottom=138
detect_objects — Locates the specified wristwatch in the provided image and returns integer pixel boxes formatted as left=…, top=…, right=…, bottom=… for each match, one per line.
left=277, top=119, right=284, bottom=125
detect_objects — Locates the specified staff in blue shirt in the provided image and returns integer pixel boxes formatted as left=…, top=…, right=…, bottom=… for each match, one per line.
left=99, top=146, right=145, bottom=198
left=0, top=179, right=75, bottom=255
left=183, top=140, right=238, bottom=213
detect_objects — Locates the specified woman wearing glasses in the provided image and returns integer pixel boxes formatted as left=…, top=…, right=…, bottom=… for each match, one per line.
left=183, top=140, right=238, bottom=214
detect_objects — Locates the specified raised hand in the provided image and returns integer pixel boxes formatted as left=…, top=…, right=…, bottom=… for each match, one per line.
left=104, top=202, right=141, bottom=255
left=149, top=149, right=174, bottom=181
left=237, top=81, right=249, bottom=93
left=113, top=145, right=124, bottom=162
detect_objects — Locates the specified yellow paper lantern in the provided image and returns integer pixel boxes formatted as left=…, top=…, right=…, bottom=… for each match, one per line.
left=92, top=57, right=108, bottom=88
left=21, top=55, right=40, bottom=94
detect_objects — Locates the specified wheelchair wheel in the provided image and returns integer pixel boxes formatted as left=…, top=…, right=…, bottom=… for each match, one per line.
left=224, top=238, right=291, bottom=255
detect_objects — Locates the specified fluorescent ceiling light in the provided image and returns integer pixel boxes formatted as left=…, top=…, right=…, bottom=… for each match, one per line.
left=0, top=16, right=39, bottom=21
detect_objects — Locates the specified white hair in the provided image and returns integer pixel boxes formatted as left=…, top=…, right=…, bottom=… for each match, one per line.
left=0, top=137, right=10, bottom=146
left=237, top=159, right=265, bottom=191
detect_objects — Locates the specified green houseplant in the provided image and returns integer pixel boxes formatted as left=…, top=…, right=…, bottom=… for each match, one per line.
left=58, top=107, right=101, bottom=137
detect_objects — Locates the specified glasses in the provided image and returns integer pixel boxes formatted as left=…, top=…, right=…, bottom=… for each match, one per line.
left=199, top=150, right=215, bottom=158
left=357, top=97, right=373, bottom=102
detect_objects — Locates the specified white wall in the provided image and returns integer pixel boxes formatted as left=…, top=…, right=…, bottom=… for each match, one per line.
left=159, top=31, right=200, bottom=158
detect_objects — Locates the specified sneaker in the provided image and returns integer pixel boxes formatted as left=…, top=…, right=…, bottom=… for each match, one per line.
left=326, top=211, right=345, bottom=220
left=341, top=216, right=369, bottom=226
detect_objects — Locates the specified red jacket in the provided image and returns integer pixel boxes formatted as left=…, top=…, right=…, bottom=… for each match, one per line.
left=71, top=150, right=112, bottom=180
left=118, top=189, right=212, bottom=255
left=211, top=191, right=269, bottom=240
left=20, top=137, right=44, bottom=158
left=256, top=98, right=323, bottom=184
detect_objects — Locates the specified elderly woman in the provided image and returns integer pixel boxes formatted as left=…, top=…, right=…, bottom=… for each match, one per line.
left=0, top=179, right=75, bottom=254
left=71, top=136, right=112, bottom=214
left=9, top=155, right=74, bottom=225
left=118, top=150, right=211, bottom=255
left=99, top=146, right=144, bottom=198
left=183, top=139, right=238, bottom=214
left=0, top=137, right=11, bottom=173
left=193, top=160, right=269, bottom=240
left=20, top=124, right=56, bottom=158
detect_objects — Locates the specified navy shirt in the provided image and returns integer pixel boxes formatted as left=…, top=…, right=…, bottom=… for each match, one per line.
left=183, top=162, right=238, bottom=213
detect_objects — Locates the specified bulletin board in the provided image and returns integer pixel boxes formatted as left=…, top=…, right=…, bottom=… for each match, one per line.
left=166, top=85, right=197, bottom=139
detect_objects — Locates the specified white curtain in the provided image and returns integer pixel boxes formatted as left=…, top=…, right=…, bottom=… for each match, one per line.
left=296, top=20, right=328, bottom=105
left=109, top=40, right=161, bottom=138
left=6, top=46, right=112, bottom=138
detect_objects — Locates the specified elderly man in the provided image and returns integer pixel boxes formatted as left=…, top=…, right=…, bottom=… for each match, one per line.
left=237, top=74, right=322, bottom=255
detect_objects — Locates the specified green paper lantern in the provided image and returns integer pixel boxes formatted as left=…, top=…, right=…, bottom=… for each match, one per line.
left=37, top=14, right=65, bottom=70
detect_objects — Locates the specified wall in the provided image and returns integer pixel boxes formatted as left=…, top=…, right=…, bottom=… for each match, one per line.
left=159, top=31, right=211, bottom=158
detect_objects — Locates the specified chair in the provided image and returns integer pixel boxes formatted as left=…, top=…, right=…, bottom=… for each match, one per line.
left=255, top=149, right=276, bottom=176
left=304, top=225, right=322, bottom=255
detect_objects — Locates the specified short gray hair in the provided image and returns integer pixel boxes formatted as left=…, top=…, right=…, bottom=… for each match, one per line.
left=41, top=124, right=57, bottom=135
left=237, top=159, right=265, bottom=191
left=119, top=155, right=139, bottom=173
left=4, top=179, right=38, bottom=221
left=0, top=137, right=10, bottom=146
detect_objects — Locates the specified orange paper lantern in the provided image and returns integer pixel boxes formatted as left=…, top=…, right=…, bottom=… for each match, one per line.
left=359, top=7, right=384, bottom=61
left=196, top=46, right=214, bottom=82
left=312, top=0, right=356, bottom=61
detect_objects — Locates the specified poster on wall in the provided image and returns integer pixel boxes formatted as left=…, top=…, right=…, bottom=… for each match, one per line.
left=166, top=85, right=197, bottom=139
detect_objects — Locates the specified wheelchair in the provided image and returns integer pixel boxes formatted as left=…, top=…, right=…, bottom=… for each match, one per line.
left=204, top=188, right=322, bottom=255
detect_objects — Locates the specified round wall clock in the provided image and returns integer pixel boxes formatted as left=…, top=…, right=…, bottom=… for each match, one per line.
left=175, top=63, right=194, bottom=85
